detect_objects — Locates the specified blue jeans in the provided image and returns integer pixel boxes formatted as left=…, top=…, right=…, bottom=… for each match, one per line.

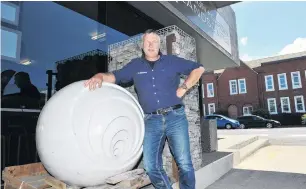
left=143, top=106, right=195, bottom=189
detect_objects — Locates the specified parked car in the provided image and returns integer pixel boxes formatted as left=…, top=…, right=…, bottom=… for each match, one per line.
left=204, top=114, right=240, bottom=129
left=237, top=115, right=281, bottom=129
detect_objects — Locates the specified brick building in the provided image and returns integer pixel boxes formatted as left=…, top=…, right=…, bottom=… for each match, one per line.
left=201, top=51, right=306, bottom=118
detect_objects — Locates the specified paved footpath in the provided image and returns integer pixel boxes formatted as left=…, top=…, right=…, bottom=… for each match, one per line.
left=206, top=145, right=306, bottom=189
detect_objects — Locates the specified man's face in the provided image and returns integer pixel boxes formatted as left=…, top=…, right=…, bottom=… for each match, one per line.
left=143, top=33, right=160, bottom=58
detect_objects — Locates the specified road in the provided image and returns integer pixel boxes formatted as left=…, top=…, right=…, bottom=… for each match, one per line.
left=218, top=127, right=306, bottom=145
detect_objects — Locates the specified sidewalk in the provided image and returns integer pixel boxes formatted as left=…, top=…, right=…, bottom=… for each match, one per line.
left=206, top=168, right=306, bottom=189
left=206, top=145, right=306, bottom=189
left=237, top=145, right=306, bottom=174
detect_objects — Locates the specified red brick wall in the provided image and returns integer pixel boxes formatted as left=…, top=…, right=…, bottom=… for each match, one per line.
left=217, top=63, right=260, bottom=116
left=201, top=57, right=306, bottom=118
left=255, top=58, right=306, bottom=114
left=201, top=72, right=218, bottom=115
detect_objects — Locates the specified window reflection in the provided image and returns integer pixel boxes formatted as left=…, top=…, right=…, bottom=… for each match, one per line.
left=1, top=28, right=20, bottom=59
left=1, top=1, right=161, bottom=169
left=1, top=2, right=19, bottom=25
left=1, top=1, right=130, bottom=111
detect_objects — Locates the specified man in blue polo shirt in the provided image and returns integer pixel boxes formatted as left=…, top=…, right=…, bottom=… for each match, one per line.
left=84, top=29, right=205, bottom=189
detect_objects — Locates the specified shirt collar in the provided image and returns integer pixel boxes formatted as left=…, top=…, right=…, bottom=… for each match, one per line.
left=141, top=50, right=164, bottom=63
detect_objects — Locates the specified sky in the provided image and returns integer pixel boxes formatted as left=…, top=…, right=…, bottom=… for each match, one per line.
left=231, top=1, right=306, bottom=61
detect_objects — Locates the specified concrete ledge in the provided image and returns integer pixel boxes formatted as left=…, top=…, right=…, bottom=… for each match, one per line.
left=218, top=135, right=259, bottom=150
left=195, top=152, right=233, bottom=189
left=228, top=136, right=259, bottom=149
left=237, top=139, right=269, bottom=165
left=217, top=135, right=270, bottom=166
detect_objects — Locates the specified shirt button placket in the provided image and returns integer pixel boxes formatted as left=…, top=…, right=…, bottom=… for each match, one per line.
left=152, top=76, right=158, bottom=103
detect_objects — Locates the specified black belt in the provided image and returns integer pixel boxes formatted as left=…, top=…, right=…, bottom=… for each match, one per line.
left=151, top=104, right=183, bottom=115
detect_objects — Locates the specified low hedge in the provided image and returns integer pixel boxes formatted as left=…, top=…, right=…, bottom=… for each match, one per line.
left=270, top=113, right=304, bottom=125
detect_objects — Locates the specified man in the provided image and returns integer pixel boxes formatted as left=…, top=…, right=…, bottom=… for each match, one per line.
left=84, top=29, right=205, bottom=189
left=14, top=72, right=41, bottom=100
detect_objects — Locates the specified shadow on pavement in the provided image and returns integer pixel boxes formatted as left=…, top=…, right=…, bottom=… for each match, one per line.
left=206, top=168, right=306, bottom=189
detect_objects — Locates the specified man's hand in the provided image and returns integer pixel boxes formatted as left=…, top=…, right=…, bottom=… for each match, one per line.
left=84, top=73, right=104, bottom=91
left=84, top=72, right=116, bottom=91
left=176, top=87, right=187, bottom=98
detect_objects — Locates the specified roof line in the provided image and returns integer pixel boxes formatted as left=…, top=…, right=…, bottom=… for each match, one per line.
left=245, top=51, right=306, bottom=68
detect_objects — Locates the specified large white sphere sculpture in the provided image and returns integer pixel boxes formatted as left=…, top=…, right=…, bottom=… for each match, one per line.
left=36, top=81, right=145, bottom=187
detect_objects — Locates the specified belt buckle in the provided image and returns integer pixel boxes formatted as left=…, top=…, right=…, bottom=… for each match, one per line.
left=157, top=107, right=172, bottom=115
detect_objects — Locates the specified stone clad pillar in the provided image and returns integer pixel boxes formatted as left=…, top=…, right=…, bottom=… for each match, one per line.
left=108, top=26, right=202, bottom=182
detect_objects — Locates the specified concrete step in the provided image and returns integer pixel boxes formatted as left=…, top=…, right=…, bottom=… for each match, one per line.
left=235, top=139, right=269, bottom=166
left=168, top=152, right=234, bottom=189
left=195, top=152, right=233, bottom=189
left=228, top=136, right=259, bottom=150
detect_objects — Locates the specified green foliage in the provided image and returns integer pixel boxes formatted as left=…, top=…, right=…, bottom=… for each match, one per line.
left=252, top=108, right=271, bottom=119
left=214, top=108, right=228, bottom=117
left=302, top=114, right=306, bottom=125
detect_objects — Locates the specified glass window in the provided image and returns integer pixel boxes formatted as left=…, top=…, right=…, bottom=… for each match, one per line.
left=267, top=98, right=277, bottom=114
left=208, top=103, right=215, bottom=115
left=207, top=83, right=214, bottom=97
left=291, top=71, right=302, bottom=89
left=280, top=97, right=291, bottom=113
left=243, top=105, right=253, bottom=115
left=238, top=78, right=247, bottom=94
left=277, top=73, right=288, bottom=90
left=1, top=2, right=19, bottom=25
left=1, top=2, right=132, bottom=111
left=265, top=75, right=274, bottom=91
left=1, top=27, right=22, bottom=62
left=294, top=96, right=305, bottom=113
left=229, top=80, right=237, bottom=95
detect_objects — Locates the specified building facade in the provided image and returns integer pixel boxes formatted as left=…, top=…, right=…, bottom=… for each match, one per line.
left=202, top=51, right=306, bottom=118
left=1, top=1, right=240, bottom=181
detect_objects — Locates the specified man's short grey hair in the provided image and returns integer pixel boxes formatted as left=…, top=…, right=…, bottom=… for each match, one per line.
left=142, top=29, right=160, bottom=41
left=144, top=29, right=158, bottom=35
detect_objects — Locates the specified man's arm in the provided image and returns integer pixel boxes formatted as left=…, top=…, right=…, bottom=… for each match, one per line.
left=172, top=55, right=205, bottom=97
left=182, top=66, right=205, bottom=89
left=84, top=60, right=136, bottom=90
left=95, top=72, right=116, bottom=83
left=172, top=56, right=205, bottom=87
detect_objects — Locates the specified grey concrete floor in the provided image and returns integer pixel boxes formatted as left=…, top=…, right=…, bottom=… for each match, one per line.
left=206, top=145, right=306, bottom=189
left=206, top=169, right=306, bottom=189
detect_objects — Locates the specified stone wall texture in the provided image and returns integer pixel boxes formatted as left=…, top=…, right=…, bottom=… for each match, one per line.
left=108, top=25, right=202, bottom=180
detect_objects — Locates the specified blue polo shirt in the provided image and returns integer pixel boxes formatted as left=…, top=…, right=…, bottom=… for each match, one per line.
left=112, top=54, right=203, bottom=113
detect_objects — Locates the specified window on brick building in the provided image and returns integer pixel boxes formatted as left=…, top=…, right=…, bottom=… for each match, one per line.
left=238, top=78, right=247, bottom=94
left=229, top=80, right=238, bottom=95
left=265, top=75, right=274, bottom=91
left=267, top=98, right=277, bottom=114
left=208, top=103, right=215, bottom=115
left=294, top=95, right=305, bottom=113
left=243, top=105, right=253, bottom=115
left=277, top=73, right=288, bottom=90
left=280, top=97, right=291, bottom=113
left=207, top=83, right=214, bottom=97
left=291, top=71, right=302, bottom=89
